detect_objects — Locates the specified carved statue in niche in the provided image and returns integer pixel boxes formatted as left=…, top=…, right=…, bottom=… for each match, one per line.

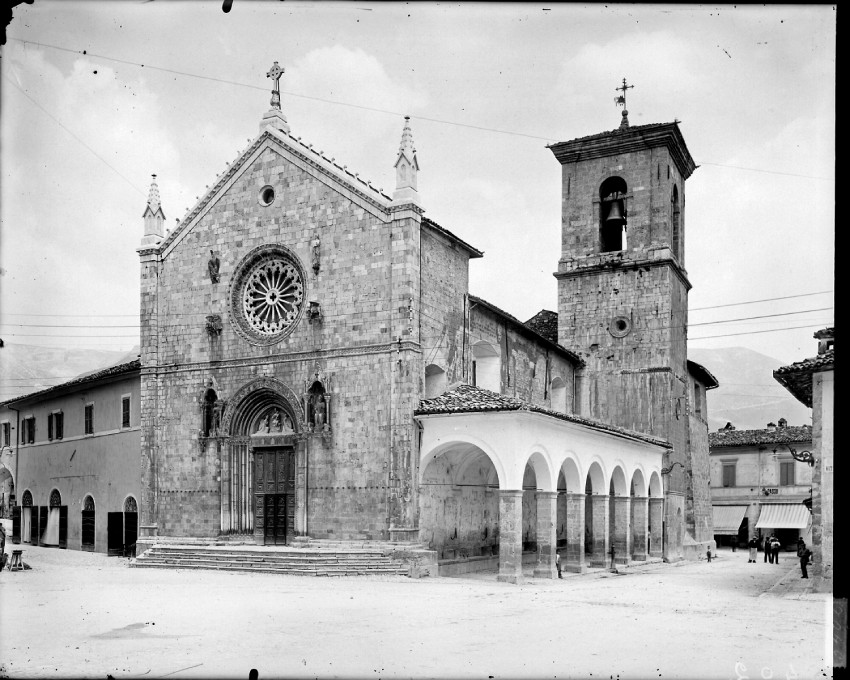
left=271, top=410, right=281, bottom=433
left=311, top=234, right=321, bottom=274
left=208, top=250, right=221, bottom=283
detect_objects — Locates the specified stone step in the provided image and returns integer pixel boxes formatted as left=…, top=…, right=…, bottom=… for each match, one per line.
left=136, top=555, right=401, bottom=568
left=133, top=560, right=407, bottom=576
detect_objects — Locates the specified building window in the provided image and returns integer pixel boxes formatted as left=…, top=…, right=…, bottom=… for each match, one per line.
left=693, top=383, right=702, bottom=419
left=22, top=417, right=35, bottom=444
left=779, top=461, right=795, bottom=486
left=121, top=396, right=131, bottom=428
left=722, top=463, right=736, bottom=488
left=48, top=412, right=64, bottom=440
left=85, top=404, right=94, bottom=435
left=2, top=422, right=9, bottom=447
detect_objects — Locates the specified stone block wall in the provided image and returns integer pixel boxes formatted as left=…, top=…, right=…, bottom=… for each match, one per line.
left=141, top=138, right=427, bottom=540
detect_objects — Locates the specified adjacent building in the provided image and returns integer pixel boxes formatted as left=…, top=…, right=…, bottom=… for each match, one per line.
left=709, top=419, right=814, bottom=549
left=774, top=327, right=833, bottom=591
left=1, top=359, right=141, bottom=555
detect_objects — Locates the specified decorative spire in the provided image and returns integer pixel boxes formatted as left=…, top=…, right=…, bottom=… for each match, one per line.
left=146, top=174, right=161, bottom=213
left=260, top=60, right=290, bottom=134
left=614, top=77, right=634, bottom=130
left=391, top=116, right=421, bottom=207
left=141, top=174, right=165, bottom=247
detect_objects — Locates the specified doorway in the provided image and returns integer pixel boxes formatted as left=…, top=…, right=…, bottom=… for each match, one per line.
left=254, top=447, right=296, bottom=545
left=81, top=496, right=95, bottom=551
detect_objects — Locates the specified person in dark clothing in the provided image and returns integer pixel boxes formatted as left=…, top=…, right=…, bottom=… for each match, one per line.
left=763, top=535, right=771, bottom=563
left=748, top=537, right=758, bottom=563
left=797, top=538, right=811, bottom=579
left=770, top=536, right=781, bottom=563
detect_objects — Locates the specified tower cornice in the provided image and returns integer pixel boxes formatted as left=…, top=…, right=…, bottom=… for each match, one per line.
left=548, top=122, right=697, bottom=180
left=554, top=249, right=692, bottom=292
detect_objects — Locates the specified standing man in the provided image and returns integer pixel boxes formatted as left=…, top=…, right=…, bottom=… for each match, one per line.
left=763, top=534, right=771, bottom=563
left=770, top=535, right=781, bottom=564
left=797, top=538, right=811, bottom=579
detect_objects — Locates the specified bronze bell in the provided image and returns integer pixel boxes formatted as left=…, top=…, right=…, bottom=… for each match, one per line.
left=605, top=199, right=625, bottom=223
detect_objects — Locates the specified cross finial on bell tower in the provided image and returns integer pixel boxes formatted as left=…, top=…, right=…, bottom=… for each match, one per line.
left=614, top=77, right=634, bottom=129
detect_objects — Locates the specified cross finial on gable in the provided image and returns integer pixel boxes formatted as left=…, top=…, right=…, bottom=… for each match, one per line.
left=267, top=61, right=284, bottom=111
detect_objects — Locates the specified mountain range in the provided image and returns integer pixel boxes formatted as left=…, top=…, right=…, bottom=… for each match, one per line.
left=0, top=343, right=811, bottom=432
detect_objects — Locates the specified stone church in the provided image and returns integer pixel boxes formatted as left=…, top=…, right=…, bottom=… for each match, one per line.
left=136, top=67, right=716, bottom=581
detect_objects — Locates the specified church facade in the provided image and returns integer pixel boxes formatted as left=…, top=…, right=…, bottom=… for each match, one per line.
left=136, top=70, right=715, bottom=580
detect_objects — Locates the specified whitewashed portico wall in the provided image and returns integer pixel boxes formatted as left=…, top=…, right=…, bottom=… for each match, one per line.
left=417, top=410, right=665, bottom=493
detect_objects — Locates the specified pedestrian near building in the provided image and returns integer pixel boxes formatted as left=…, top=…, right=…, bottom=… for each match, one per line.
left=797, top=538, right=811, bottom=579
left=748, top=537, right=758, bottom=563
left=706, top=546, right=712, bottom=563
left=763, top=535, right=771, bottom=563
left=555, top=551, right=562, bottom=579
left=770, top=536, right=781, bottom=564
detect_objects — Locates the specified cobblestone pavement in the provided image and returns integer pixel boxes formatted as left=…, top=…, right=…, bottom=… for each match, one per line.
left=0, top=542, right=832, bottom=680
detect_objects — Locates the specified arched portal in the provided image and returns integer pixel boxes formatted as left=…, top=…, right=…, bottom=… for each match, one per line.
left=419, top=442, right=500, bottom=560
left=124, top=496, right=138, bottom=557
left=472, top=341, right=500, bottom=392
left=219, top=378, right=303, bottom=544
left=21, top=490, right=34, bottom=545
left=43, top=488, right=65, bottom=548
left=424, top=364, right=448, bottom=399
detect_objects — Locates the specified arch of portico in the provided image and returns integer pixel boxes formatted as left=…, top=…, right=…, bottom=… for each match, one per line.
left=416, top=408, right=667, bottom=583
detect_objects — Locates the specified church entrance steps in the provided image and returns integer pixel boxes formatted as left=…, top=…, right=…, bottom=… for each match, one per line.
left=131, top=546, right=409, bottom=576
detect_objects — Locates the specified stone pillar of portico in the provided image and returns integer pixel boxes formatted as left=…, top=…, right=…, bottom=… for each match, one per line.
left=613, top=496, right=632, bottom=565
left=533, top=491, right=558, bottom=579
left=565, top=492, right=587, bottom=573
left=589, top=494, right=610, bottom=567
left=649, top=498, right=664, bottom=558
left=497, top=489, right=524, bottom=584
left=631, top=496, right=648, bottom=561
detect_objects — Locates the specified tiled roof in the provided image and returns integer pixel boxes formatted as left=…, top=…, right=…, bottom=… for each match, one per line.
left=548, top=121, right=678, bottom=147
left=421, top=217, right=484, bottom=258
left=415, top=383, right=669, bottom=448
left=773, top=348, right=834, bottom=408
left=1, top=358, right=141, bottom=407
left=708, top=424, right=812, bottom=448
left=813, top=327, right=834, bottom=339
left=524, top=310, right=558, bottom=344
left=469, top=296, right=583, bottom=366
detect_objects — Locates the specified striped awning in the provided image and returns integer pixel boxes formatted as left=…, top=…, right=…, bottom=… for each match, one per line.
left=712, top=505, right=749, bottom=535
left=755, top=503, right=811, bottom=530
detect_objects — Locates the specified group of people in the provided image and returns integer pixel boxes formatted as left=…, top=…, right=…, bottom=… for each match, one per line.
left=745, top=533, right=812, bottom=579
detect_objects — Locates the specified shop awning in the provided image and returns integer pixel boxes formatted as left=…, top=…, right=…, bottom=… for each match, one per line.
left=755, top=503, right=811, bottom=530
left=712, top=505, right=749, bottom=535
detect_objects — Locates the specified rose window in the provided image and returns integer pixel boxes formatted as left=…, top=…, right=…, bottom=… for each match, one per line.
left=242, top=260, right=303, bottom=335
left=230, top=244, right=307, bottom=345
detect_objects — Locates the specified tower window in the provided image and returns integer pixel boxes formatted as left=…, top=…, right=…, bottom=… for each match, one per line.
left=672, top=185, right=681, bottom=261
left=599, top=177, right=628, bottom=253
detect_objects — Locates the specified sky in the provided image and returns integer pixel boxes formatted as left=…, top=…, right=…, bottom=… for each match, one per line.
left=0, top=3, right=835, bottom=369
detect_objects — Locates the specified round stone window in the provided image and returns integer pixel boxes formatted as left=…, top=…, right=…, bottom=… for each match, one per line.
left=259, top=185, right=275, bottom=206
left=609, top=315, right=632, bottom=338
left=230, top=245, right=306, bottom=345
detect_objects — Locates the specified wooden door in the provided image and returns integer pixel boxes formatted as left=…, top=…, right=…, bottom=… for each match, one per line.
left=124, top=512, right=138, bottom=556
left=38, top=506, right=48, bottom=546
left=59, top=506, right=68, bottom=549
left=29, top=507, right=39, bottom=545
left=254, top=448, right=295, bottom=545
left=81, top=510, right=95, bottom=551
left=12, top=505, right=21, bottom=544
left=107, top=512, right=123, bottom=556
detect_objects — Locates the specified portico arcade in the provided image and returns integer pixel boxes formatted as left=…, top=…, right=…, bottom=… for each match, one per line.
left=416, top=395, right=667, bottom=583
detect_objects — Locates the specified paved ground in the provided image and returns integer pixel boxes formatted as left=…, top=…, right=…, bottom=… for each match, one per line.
left=0, top=537, right=832, bottom=680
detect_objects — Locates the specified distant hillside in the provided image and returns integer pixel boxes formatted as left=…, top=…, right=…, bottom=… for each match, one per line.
left=0, top=343, right=138, bottom=401
left=689, top=346, right=812, bottom=432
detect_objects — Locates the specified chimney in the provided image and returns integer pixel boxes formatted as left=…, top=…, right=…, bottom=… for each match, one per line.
left=766, top=422, right=776, bottom=432
left=719, top=422, right=736, bottom=432
left=778, top=418, right=787, bottom=428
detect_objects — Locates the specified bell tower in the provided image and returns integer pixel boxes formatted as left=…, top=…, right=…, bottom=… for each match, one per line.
left=548, top=81, right=697, bottom=561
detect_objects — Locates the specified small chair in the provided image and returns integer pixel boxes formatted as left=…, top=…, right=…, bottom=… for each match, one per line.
left=9, top=550, right=23, bottom=571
